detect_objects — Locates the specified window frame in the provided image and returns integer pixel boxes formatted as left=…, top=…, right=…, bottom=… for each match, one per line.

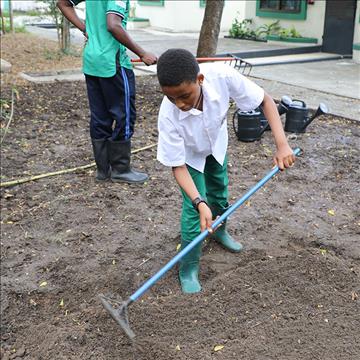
left=138, top=0, right=165, bottom=7
left=256, top=0, right=307, bottom=20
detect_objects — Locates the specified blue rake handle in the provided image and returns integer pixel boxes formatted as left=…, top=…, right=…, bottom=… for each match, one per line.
left=129, top=147, right=301, bottom=303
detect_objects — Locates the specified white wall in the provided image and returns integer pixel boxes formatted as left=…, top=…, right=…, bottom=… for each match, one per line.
left=0, top=0, right=47, bottom=11
left=135, top=0, right=246, bottom=32
left=354, top=1, right=360, bottom=44
left=245, top=1, right=326, bottom=44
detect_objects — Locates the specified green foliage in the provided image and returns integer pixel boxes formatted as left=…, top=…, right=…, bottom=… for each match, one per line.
left=255, top=20, right=281, bottom=39
left=278, top=26, right=302, bottom=39
left=229, top=15, right=302, bottom=40
left=0, top=17, right=27, bottom=33
left=229, top=17, right=256, bottom=40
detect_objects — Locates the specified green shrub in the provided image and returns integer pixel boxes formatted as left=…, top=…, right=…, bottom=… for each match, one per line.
left=229, top=17, right=256, bottom=40
left=255, top=20, right=281, bottom=40
left=278, top=26, right=302, bottom=38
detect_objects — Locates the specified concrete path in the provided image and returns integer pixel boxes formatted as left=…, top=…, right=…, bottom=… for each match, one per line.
left=21, top=26, right=360, bottom=120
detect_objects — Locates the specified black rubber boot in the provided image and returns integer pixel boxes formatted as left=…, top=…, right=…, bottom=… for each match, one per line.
left=91, top=138, right=110, bottom=181
left=108, top=139, right=149, bottom=184
left=211, top=204, right=243, bottom=253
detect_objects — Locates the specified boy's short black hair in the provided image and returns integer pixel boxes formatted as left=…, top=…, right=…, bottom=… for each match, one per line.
left=157, top=48, right=200, bottom=87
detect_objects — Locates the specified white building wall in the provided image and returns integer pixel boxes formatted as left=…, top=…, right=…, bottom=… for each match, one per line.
left=0, top=0, right=46, bottom=11
left=245, top=0, right=326, bottom=44
left=135, top=0, right=246, bottom=32
left=354, top=1, right=360, bottom=44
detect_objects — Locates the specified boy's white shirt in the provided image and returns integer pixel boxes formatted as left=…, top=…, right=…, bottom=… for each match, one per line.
left=157, top=63, right=264, bottom=173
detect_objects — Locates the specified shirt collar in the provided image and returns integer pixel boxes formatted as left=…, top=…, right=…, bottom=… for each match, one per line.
left=177, top=80, right=221, bottom=120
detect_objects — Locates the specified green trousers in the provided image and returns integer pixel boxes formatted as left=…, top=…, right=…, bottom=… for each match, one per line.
left=180, top=154, right=229, bottom=240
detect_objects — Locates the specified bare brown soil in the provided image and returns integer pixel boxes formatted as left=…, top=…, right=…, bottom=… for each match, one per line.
left=1, top=33, right=360, bottom=360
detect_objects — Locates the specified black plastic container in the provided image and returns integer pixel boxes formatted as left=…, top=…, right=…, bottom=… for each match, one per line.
left=284, top=101, right=328, bottom=133
left=284, top=100, right=309, bottom=133
left=233, top=109, right=267, bottom=142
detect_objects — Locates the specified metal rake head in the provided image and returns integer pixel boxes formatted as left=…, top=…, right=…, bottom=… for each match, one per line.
left=98, top=294, right=135, bottom=339
left=227, top=55, right=253, bottom=76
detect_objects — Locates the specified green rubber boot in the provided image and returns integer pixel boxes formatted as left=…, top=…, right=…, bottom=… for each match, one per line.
left=179, top=238, right=202, bottom=294
left=211, top=204, right=243, bottom=253
left=213, top=223, right=243, bottom=252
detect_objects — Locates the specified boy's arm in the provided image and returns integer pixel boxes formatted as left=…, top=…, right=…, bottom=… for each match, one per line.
left=172, top=165, right=213, bottom=233
left=57, top=0, right=86, bottom=35
left=107, top=14, right=157, bottom=65
left=261, top=92, right=295, bottom=170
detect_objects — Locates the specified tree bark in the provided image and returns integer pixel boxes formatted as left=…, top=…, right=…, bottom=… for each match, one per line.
left=196, top=0, right=225, bottom=57
left=61, top=17, right=71, bottom=53
left=9, top=0, right=14, bottom=33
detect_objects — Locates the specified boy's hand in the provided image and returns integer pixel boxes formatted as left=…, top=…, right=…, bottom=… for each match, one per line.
left=198, top=203, right=213, bottom=233
left=273, top=144, right=296, bottom=170
left=140, top=52, right=157, bottom=66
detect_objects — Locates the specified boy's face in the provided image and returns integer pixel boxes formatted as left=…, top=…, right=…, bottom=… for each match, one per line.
left=161, top=74, right=204, bottom=112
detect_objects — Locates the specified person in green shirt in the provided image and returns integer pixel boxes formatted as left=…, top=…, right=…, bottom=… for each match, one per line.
left=57, top=0, right=157, bottom=183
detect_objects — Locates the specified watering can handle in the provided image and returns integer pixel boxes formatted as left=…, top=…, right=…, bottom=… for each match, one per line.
left=232, top=110, right=239, bottom=138
left=128, top=148, right=301, bottom=303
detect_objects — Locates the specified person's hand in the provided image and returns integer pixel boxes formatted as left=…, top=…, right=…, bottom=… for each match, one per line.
left=140, top=52, right=157, bottom=66
left=198, top=203, right=213, bottom=233
left=273, top=143, right=295, bottom=170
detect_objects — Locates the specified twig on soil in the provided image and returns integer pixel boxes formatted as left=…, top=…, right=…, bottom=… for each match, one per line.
left=1, top=88, right=16, bottom=145
left=0, top=143, right=157, bottom=188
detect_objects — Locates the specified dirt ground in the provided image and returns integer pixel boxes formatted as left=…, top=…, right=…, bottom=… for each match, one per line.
left=1, top=33, right=360, bottom=360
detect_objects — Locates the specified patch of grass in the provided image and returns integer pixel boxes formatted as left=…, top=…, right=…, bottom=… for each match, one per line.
left=43, top=47, right=82, bottom=61
left=0, top=18, right=27, bottom=33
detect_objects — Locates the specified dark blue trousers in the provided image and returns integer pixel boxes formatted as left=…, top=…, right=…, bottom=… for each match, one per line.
left=85, top=67, right=136, bottom=140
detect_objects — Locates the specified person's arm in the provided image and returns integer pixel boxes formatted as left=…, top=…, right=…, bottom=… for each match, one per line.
left=172, top=165, right=213, bottom=233
left=107, top=14, right=157, bottom=65
left=57, top=0, right=86, bottom=35
left=261, top=92, right=295, bottom=170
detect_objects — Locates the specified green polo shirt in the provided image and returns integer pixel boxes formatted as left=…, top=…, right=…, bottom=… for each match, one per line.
left=70, top=0, right=132, bottom=77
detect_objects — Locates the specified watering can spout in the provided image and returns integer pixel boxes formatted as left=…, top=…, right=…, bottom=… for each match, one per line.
left=302, top=102, right=329, bottom=130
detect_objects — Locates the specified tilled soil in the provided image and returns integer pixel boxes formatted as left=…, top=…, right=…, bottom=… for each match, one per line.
left=1, top=76, right=360, bottom=360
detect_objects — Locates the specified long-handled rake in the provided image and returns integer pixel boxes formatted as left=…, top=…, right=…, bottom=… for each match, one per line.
left=99, top=147, right=301, bottom=339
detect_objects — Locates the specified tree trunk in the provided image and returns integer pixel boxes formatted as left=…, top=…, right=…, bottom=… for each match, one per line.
left=196, top=0, right=225, bottom=57
left=9, top=0, right=14, bottom=33
left=61, top=17, right=71, bottom=53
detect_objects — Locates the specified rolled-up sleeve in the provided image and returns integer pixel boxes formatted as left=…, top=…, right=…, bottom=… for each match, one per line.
left=157, top=115, right=186, bottom=168
left=224, top=65, right=264, bottom=111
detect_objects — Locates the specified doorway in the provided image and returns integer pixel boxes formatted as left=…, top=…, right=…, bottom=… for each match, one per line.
left=322, top=0, right=357, bottom=55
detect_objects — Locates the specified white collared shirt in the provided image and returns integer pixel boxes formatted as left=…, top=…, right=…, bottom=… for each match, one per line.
left=157, top=63, right=264, bottom=172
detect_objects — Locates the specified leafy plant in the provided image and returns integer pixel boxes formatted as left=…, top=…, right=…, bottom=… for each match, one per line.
left=229, top=17, right=256, bottom=40
left=255, top=20, right=281, bottom=40
left=278, top=26, right=302, bottom=38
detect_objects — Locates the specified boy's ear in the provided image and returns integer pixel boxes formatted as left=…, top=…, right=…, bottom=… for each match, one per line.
left=197, top=73, right=204, bottom=84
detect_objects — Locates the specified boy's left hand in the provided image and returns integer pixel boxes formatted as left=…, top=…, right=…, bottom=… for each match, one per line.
left=273, top=144, right=296, bottom=170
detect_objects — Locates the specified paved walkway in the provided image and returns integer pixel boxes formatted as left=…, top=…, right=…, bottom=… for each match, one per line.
left=22, top=26, right=360, bottom=120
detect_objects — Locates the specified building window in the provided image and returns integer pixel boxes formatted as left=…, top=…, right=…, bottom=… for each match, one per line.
left=256, top=0, right=307, bottom=20
left=138, top=0, right=164, bottom=6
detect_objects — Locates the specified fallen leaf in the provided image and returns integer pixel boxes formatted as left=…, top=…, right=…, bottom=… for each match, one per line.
left=176, top=244, right=181, bottom=251
left=319, top=249, right=327, bottom=256
left=59, top=298, right=64, bottom=307
left=351, top=291, right=358, bottom=301
left=112, top=259, right=116, bottom=265
left=39, top=281, right=47, bottom=287
left=175, top=345, right=180, bottom=351
left=327, top=209, right=335, bottom=216
left=214, top=345, right=224, bottom=352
